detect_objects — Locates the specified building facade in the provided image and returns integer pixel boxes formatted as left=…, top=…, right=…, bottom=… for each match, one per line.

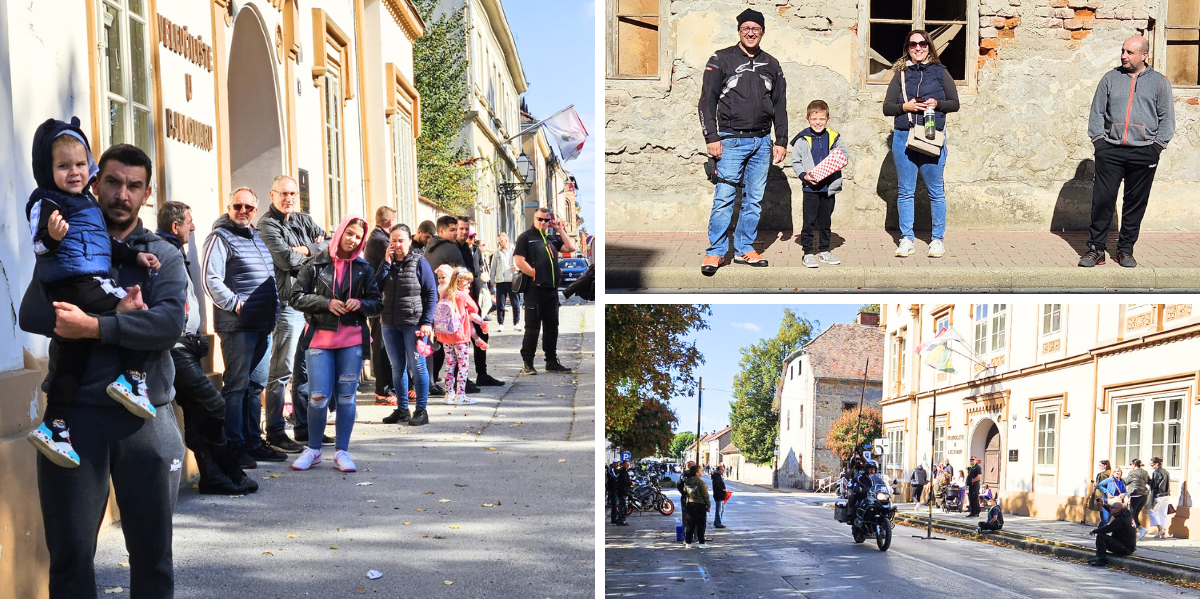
left=0, top=1, right=424, bottom=595
left=880, top=303, right=1197, bottom=535
left=604, top=0, right=1200, bottom=234
left=776, top=315, right=884, bottom=490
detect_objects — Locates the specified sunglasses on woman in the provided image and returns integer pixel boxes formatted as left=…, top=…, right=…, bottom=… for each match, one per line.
left=908, top=40, right=930, bottom=49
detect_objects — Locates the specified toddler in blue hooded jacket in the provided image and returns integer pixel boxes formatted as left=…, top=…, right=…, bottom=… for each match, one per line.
left=23, top=117, right=160, bottom=468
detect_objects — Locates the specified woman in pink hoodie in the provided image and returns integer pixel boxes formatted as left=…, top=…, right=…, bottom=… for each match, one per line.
left=287, top=215, right=382, bottom=472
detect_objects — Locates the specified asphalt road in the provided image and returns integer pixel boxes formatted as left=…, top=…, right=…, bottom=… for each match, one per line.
left=605, top=478, right=1195, bottom=599
left=93, top=302, right=596, bottom=599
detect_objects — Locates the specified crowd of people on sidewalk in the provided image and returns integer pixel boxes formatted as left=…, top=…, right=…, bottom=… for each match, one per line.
left=1087, top=456, right=1176, bottom=567
left=17, top=116, right=587, bottom=597
left=697, top=9, right=1175, bottom=276
left=605, top=459, right=732, bottom=551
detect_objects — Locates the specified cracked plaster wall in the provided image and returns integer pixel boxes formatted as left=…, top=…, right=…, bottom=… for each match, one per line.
left=605, top=0, right=1200, bottom=232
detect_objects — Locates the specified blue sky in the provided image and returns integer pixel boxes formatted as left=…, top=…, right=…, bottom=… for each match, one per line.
left=503, top=0, right=596, bottom=232
left=668, top=304, right=870, bottom=440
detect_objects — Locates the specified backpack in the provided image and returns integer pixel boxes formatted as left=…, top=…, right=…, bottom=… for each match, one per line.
left=433, top=296, right=461, bottom=335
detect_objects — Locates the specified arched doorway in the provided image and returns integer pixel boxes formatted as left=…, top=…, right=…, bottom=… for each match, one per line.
left=227, top=5, right=284, bottom=213
left=970, top=418, right=1003, bottom=486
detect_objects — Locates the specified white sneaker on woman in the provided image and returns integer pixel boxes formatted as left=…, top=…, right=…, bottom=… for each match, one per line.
left=290, top=447, right=322, bottom=470
left=496, top=324, right=504, bottom=332
left=895, top=238, right=915, bottom=257
left=457, top=394, right=477, bottom=405
left=928, top=239, right=946, bottom=258
left=334, top=450, right=356, bottom=473
left=444, top=391, right=458, bottom=405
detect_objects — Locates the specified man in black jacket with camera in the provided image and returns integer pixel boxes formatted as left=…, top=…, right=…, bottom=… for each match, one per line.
left=514, top=208, right=576, bottom=375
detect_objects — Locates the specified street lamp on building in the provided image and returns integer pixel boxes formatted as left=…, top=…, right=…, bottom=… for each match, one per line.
left=498, top=151, right=535, bottom=204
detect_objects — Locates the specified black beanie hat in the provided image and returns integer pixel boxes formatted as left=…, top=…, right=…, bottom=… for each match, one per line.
left=737, top=9, right=765, bottom=30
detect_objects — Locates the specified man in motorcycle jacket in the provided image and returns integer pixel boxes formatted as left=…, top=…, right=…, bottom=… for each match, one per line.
left=614, top=461, right=633, bottom=526
left=849, top=461, right=879, bottom=519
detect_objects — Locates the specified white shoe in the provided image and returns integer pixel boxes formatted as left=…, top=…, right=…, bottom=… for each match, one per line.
left=444, top=391, right=458, bottom=405
left=928, top=239, right=946, bottom=258
left=698, top=543, right=707, bottom=549
left=895, top=238, right=915, bottom=257
left=290, top=447, right=322, bottom=470
left=683, top=543, right=692, bottom=549
left=514, top=324, right=524, bottom=332
left=456, top=394, right=477, bottom=405
left=107, top=373, right=156, bottom=419
left=1138, top=528, right=1148, bottom=540
left=333, top=450, right=357, bottom=472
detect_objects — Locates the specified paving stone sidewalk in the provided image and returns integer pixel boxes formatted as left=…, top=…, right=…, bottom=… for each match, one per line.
left=607, top=231, right=1200, bottom=291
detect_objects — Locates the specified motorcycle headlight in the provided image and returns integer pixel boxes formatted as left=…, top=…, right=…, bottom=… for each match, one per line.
left=875, top=492, right=891, bottom=502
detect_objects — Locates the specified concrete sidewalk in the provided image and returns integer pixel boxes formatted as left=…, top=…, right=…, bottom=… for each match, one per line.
left=92, top=302, right=596, bottom=599
left=607, top=231, right=1200, bottom=292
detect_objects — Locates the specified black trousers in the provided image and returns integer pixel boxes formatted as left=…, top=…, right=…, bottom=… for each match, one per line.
left=968, top=483, right=981, bottom=515
left=170, top=340, right=226, bottom=452
left=1129, top=494, right=1147, bottom=528
left=684, top=503, right=708, bottom=544
left=800, top=191, right=836, bottom=252
left=521, top=288, right=560, bottom=366
left=39, top=404, right=185, bottom=599
left=611, top=489, right=628, bottom=523
left=1096, top=532, right=1134, bottom=559
left=1089, top=143, right=1160, bottom=255
left=912, top=484, right=925, bottom=504
left=978, top=520, right=1003, bottom=531
left=473, top=322, right=490, bottom=377
left=368, top=317, right=394, bottom=396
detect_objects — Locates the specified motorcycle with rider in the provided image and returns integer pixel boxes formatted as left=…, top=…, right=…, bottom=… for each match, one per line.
left=834, top=444, right=897, bottom=551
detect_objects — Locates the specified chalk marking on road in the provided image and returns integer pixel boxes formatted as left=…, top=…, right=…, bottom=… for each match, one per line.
left=608, top=569, right=704, bottom=577
left=757, top=504, right=1032, bottom=600
left=697, top=565, right=709, bottom=581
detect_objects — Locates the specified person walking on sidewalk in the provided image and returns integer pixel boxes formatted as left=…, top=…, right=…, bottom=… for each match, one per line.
left=1080, top=35, right=1175, bottom=268
left=364, top=206, right=397, bottom=407
left=377, top=224, right=438, bottom=427
left=1124, top=458, right=1150, bottom=538
left=514, top=207, right=576, bottom=375
left=614, top=461, right=632, bottom=526
left=975, top=496, right=1004, bottom=533
left=882, top=29, right=960, bottom=259
left=202, top=188, right=285, bottom=467
left=712, top=464, right=728, bottom=528
left=1147, top=456, right=1173, bottom=539
left=681, top=464, right=711, bottom=548
left=1089, top=501, right=1137, bottom=567
left=966, top=456, right=983, bottom=517
left=491, top=232, right=521, bottom=333
left=288, top=215, right=382, bottom=473
left=697, top=8, right=788, bottom=276
left=910, top=464, right=928, bottom=504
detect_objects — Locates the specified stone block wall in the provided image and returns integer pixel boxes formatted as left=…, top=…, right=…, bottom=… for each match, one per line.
left=605, top=0, right=1200, bottom=233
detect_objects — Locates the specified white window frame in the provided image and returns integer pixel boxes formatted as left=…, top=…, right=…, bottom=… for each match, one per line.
left=886, top=429, right=905, bottom=470
left=391, top=109, right=415, bottom=226
left=1041, top=304, right=1062, bottom=337
left=1036, top=409, right=1057, bottom=470
left=933, top=423, right=946, bottom=466
left=98, top=0, right=155, bottom=156
left=324, top=62, right=345, bottom=228
left=973, top=304, right=1007, bottom=357
left=1114, top=391, right=1186, bottom=471
left=858, top=0, right=979, bottom=89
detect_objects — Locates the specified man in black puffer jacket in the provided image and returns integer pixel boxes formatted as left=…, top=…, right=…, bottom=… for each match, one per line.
left=1090, top=501, right=1137, bottom=566
left=202, top=188, right=283, bottom=467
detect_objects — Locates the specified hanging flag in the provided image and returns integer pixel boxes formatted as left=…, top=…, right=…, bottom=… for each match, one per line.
left=542, top=107, right=589, bottom=162
left=914, top=327, right=967, bottom=373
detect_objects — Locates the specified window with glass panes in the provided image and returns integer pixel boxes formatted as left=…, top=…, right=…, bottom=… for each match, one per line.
left=100, top=0, right=154, bottom=155
left=866, top=0, right=972, bottom=83
left=1165, top=0, right=1200, bottom=87
left=1036, top=410, right=1056, bottom=467
left=324, top=60, right=345, bottom=228
left=887, top=429, right=905, bottom=470
left=1114, top=392, right=1184, bottom=469
left=933, top=423, right=946, bottom=465
left=973, top=304, right=1007, bottom=356
left=1151, top=395, right=1184, bottom=468
left=392, top=110, right=415, bottom=227
left=1042, top=304, right=1062, bottom=336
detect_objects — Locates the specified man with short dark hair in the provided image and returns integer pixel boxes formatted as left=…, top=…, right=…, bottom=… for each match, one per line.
left=1081, top=35, right=1175, bottom=268
left=413, top=220, right=436, bottom=255
left=456, top=216, right=502, bottom=388
left=21, top=144, right=187, bottom=598
left=258, top=175, right=330, bottom=449
left=203, top=188, right=283, bottom=466
left=514, top=207, right=576, bottom=375
left=365, top=206, right=397, bottom=406
left=966, top=456, right=983, bottom=517
left=712, top=464, right=728, bottom=528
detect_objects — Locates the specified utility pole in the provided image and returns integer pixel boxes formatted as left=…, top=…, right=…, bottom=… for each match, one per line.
left=695, top=376, right=703, bottom=467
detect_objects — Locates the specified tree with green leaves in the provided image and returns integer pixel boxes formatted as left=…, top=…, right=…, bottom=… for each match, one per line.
left=729, top=310, right=817, bottom=465
left=826, top=407, right=884, bottom=460
left=607, top=398, right=677, bottom=459
left=412, top=0, right=483, bottom=215
left=858, top=304, right=880, bottom=314
left=668, top=432, right=697, bottom=460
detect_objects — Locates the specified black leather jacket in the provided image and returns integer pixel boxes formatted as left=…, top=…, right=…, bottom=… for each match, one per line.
left=289, top=248, right=382, bottom=351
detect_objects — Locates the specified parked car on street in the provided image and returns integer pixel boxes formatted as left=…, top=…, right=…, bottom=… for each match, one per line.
left=558, top=258, right=588, bottom=288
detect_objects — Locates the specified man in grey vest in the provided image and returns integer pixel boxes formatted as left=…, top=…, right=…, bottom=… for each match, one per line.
left=203, top=188, right=283, bottom=467
left=1081, top=35, right=1175, bottom=269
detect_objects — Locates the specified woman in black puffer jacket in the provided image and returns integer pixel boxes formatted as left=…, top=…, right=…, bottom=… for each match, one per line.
left=288, top=214, right=381, bottom=474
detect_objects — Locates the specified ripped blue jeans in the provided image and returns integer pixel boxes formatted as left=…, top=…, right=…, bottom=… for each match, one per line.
left=305, top=345, right=363, bottom=452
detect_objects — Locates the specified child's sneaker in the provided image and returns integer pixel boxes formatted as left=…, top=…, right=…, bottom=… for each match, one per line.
left=27, top=421, right=81, bottom=468
left=107, top=372, right=156, bottom=419
left=333, top=450, right=357, bottom=472
left=444, top=391, right=458, bottom=405
left=290, top=447, right=322, bottom=470
left=456, top=394, right=477, bottom=405
left=474, top=338, right=489, bottom=350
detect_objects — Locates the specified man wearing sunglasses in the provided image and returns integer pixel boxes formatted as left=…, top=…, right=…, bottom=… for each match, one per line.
left=202, top=187, right=284, bottom=467
left=514, top=208, right=576, bottom=375
left=698, top=8, right=788, bottom=276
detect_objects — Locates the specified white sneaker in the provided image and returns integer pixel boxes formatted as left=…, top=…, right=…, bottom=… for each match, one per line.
left=1138, top=528, right=1148, bottom=540
left=457, top=394, right=477, bottom=405
left=928, top=239, right=946, bottom=258
left=107, top=373, right=157, bottom=419
left=895, top=238, right=915, bottom=257
left=802, top=254, right=819, bottom=268
left=333, top=450, right=357, bottom=472
left=683, top=543, right=692, bottom=549
left=496, top=324, right=504, bottom=333
left=514, top=324, right=524, bottom=332
left=290, top=447, right=322, bottom=470
left=444, top=391, right=458, bottom=405
left=698, top=543, right=707, bottom=549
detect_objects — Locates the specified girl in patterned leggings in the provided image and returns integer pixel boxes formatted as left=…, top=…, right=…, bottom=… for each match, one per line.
left=434, top=266, right=486, bottom=405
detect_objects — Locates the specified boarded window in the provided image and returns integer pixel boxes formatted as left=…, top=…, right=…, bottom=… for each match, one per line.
left=868, top=0, right=969, bottom=82
left=611, top=0, right=659, bottom=78
left=1166, top=0, right=1200, bottom=86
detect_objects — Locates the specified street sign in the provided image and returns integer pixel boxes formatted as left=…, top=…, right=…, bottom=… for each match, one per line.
left=874, top=437, right=889, bottom=453
left=621, top=451, right=631, bottom=462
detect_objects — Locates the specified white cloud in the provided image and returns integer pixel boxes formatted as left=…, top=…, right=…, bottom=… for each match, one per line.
left=730, top=322, right=762, bottom=332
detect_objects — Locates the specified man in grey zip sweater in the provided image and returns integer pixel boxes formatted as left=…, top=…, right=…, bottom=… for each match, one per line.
left=19, top=144, right=186, bottom=598
left=1081, top=35, right=1175, bottom=269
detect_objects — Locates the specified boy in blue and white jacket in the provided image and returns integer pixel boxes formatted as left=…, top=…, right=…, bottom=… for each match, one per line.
left=23, top=117, right=160, bottom=468
left=790, top=100, right=850, bottom=268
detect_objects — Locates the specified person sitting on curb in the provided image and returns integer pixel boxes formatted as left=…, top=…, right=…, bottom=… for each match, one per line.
left=1089, top=501, right=1136, bottom=567
left=975, top=496, right=1003, bottom=533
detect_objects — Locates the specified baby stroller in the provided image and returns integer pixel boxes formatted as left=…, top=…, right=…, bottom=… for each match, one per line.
left=944, top=483, right=963, bottom=512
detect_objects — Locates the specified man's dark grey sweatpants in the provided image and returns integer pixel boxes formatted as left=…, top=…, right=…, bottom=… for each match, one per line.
left=38, top=404, right=186, bottom=598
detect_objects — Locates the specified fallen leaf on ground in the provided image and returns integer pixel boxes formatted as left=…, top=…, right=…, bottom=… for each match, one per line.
left=367, top=499, right=377, bottom=503
left=262, top=551, right=274, bottom=556
left=535, top=394, right=545, bottom=397
left=485, top=447, right=496, bottom=450
left=454, top=483, right=468, bottom=487
left=403, top=521, right=411, bottom=525
left=433, top=535, right=447, bottom=539
left=422, top=534, right=429, bottom=538
left=104, top=587, right=123, bottom=594
left=270, top=474, right=280, bottom=478
left=337, top=527, right=344, bottom=531
left=192, top=484, right=199, bottom=489
left=481, top=503, right=494, bottom=507
left=261, top=476, right=271, bottom=480
left=357, top=586, right=365, bottom=594
left=423, top=491, right=434, bottom=494
left=356, top=482, right=373, bottom=486
left=559, top=459, right=567, bottom=463
left=285, top=534, right=298, bottom=538
left=330, top=546, right=339, bottom=550
left=444, top=581, right=454, bottom=585
left=415, top=508, right=425, bottom=511
left=449, top=524, right=461, bottom=529
left=386, top=452, right=395, bottom=456
left=439, top=499, right=451, bottom=503
left=367, top=569, right=383, bottom=580
left=118, top=562, right=129, bottom=567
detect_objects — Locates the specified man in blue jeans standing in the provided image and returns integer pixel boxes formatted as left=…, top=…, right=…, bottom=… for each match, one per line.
left=697, top=8, right=788, bottom=276
left=712, top=464, right=728, bottom=528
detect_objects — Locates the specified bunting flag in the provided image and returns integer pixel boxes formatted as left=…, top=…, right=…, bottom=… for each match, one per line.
left=914, top=326, right=967, bottom=373
left=542, top=107, right=589, bottom=162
